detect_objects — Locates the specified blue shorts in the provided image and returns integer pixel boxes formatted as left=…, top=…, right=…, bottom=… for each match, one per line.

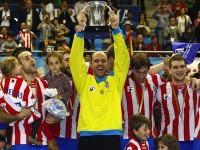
left=179, top=141, right=193, bottom=150
left=193, top=138, right=200, bottom=150
left=11, top=145, right=48, bottom=150
left=0, top=123, right=8, bottom=130
left=147, top=136, right=155, bottom=150
left=55, top=137, right=78, bottom=150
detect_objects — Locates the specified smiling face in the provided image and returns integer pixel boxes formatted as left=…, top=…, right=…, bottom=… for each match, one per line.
left=169, top=60, right=187, bottom=85
left=91, top=51, right=108, bottom=78
left=133, top=124, right=150, bottom=141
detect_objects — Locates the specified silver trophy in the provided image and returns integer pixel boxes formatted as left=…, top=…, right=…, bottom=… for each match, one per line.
left=82, top=1, right=112, bottom=26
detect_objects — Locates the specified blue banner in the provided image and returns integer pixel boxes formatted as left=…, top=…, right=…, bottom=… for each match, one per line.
left=171, top=42, right=200, bottom=64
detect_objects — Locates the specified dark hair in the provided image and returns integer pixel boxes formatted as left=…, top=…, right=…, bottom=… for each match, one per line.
left=157, top=134, right=179, bottom=150
left=130, top=53, right=150, bottom=71
left=83, top=52, right=92, bottom=57
left=151, top=35, right=157, bottom=40
left=129, top=114, right=151, bottom=131
left=106, top=44, right=115, bottom=59
left=169, top=54, right=186, bottom=68
left=127, top=10, right=133, bottom=15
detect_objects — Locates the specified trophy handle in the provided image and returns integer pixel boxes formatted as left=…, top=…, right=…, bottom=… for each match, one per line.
left=82, top=5, right=90, bottom=13
left=105, top=5, right=112, bottom=26
left=105, top=5, right=112, bottom=12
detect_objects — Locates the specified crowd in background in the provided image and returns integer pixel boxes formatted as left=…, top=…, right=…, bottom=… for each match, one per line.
left=0, top=1, right=200, bottom=150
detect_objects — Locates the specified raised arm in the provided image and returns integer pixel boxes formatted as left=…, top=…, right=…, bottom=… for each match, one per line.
left=69, top=12, right=87, bottom=92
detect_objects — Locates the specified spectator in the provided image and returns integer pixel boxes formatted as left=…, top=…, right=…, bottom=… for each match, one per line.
left=52, top=17, right=70, bottom=45
left=164, top=16, right=180, bottom=52
left=83, top=52, right=92, bottom=62
left=18, top=0, right=40, bottom=36
left=124, top=114, right=150, bottom=150
left=156, top=0, right=172, bottom=12
left=57, top=0, right=75, bottom=48
left=0, top=1, right=16, bottom=33
left=153, top=4, right=173, bottom=46
left=121, top=10, right=137, bottom=33
left=1, top=34, right=18, bottom=53
left=147, top=35, right=163, bottom=57
left=37, top=13, right=56, bottom=51
left=39, top=0, right=54, bottom=21
left=123, top=20, right=137, bottom=48
left=45, top=36, right=58, bottom=52
left=58, top=41, right=70, bottom=52
left=157, top=134, right=180, bottom=150
left=16, top=22, right=37, bottom=50
left=137, top=12, right=149, bottom=27
left=0, top=26, right=8, bottom=46
left=171, top=0, right=187, bottom=18
left=177, top=7, right=193, bottom=42
left=134, top=34, right=148, bottom=51
left=194, top=11, right=200, bottom=28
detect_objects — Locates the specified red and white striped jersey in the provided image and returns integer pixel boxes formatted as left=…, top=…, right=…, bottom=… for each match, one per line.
left=53, top=79, right=80, bottom=139
left=124, top=138, right=149, bottom=150
left=194, top=108, right=200, bottom=139
left=10, top=77, right=48, bottom=145
left=53, top=64, right=93, bottom=139
left=17, top=31, right=33, bottom=50
left=157, top=82, right=200, bottom=141
left=0, top=77, right=44, bottom=145
left=122, top=73, right=166, bottom=139
left=0, top=77, right=36, bottom=114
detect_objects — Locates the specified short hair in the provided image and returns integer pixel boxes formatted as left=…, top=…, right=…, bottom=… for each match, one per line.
left=130, top=53, right=150, bottom=70
left=45, top=52, right=63, bottom=65
left=0, top=56, right=18, bottom=77
left=151, top=35, right=157, bottom=40
left=106, top=44, right=115, bottom=59
left=157, top=134, right=179, bottom=150
left=83, top=52, right=92, bottom=57
left=129, top=114, right=151, bottom=131
left=169, top=54, right=186, bottom=68
left=12, top=47, right=31, bottom=58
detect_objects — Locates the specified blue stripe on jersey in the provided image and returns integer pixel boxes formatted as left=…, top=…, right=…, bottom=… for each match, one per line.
left=79, top=130, right=122, bottom=137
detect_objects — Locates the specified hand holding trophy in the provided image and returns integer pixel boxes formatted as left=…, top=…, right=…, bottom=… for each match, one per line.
left=109, top=11, right=119, bottom=29
left=78, top=1, right=114, bottom=35
left=76, top=11, right=87, bottom=32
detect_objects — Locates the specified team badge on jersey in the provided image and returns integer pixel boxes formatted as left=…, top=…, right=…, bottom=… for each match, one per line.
left=105, top=81, right=110, bottom=89
left=90, top=86, right=95, bottom=91
left=164, top=93, right=171, bottom=100
left=127, top=86, right=134, bottom=92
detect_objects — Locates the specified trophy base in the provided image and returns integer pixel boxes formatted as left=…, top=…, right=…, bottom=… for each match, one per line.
left=85, top=26, right=110, bottom=39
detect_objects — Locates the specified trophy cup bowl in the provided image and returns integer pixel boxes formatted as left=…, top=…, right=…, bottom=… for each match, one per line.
left=82, top=1, right=112, bottom=38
